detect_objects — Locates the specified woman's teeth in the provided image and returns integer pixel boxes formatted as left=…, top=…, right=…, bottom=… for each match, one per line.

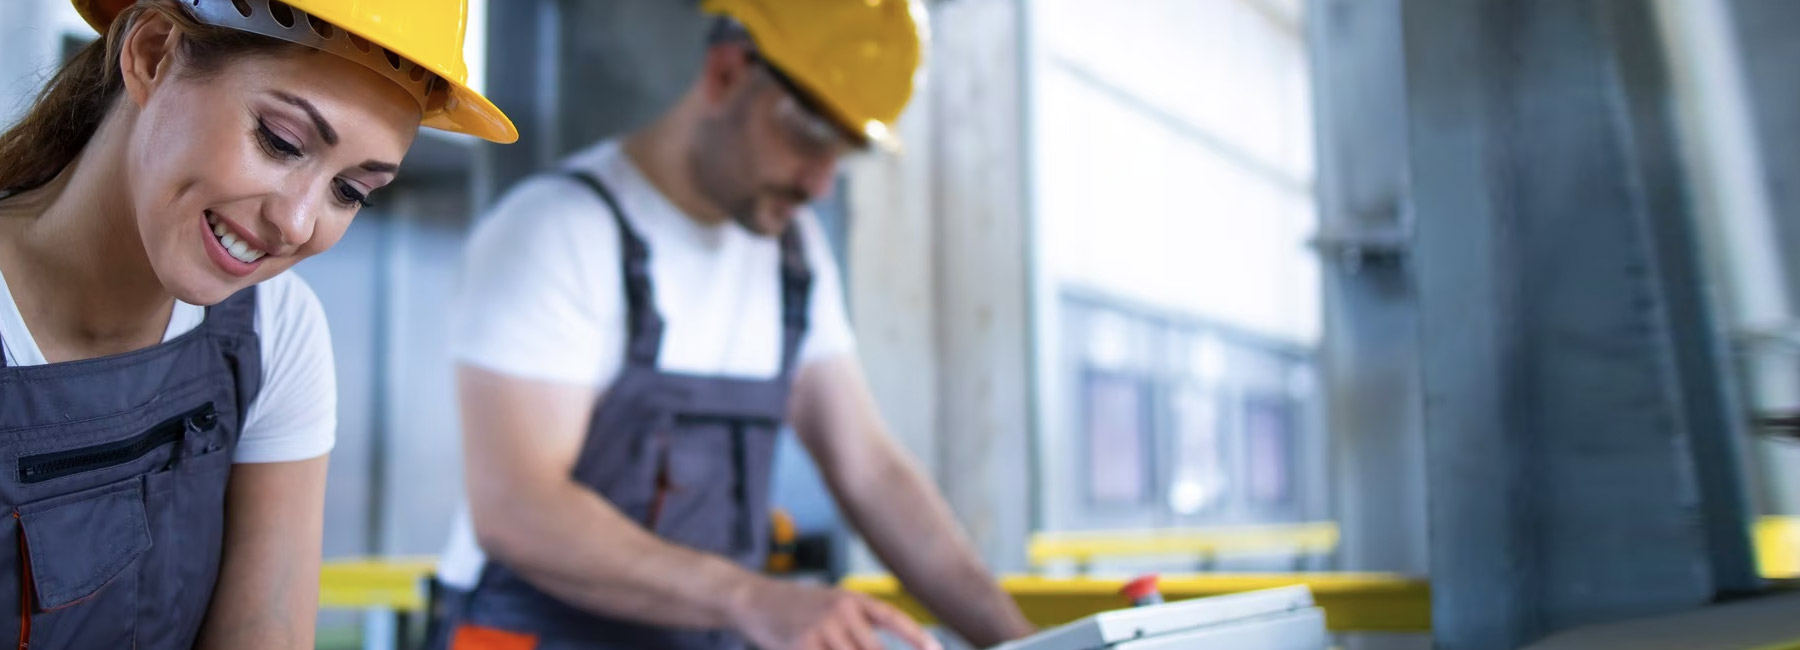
left=206, top=214, right=267, bottom=264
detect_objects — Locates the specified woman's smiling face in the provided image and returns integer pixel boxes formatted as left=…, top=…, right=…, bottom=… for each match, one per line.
left=121, top=13, right=419, bottom=305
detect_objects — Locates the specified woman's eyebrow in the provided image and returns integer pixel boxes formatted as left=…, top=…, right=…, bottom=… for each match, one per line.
left=270, top=91, right=338, bottom=146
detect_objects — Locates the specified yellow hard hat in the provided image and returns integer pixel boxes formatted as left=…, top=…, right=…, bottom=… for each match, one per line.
left=73, top=0, right=517, bottom=144
left=702, top=0, right=927, bottom=148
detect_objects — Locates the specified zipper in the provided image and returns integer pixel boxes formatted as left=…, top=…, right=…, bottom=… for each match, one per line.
left=673, top=413, right=777, bottom=427
left=17, top=404, right=215, bottom=485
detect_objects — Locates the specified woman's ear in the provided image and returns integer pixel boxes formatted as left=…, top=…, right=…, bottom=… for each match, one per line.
left=119, top=12, right=183, bottom=108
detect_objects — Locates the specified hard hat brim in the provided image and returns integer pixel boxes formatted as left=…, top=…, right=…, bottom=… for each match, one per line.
left=73, top=0, right=518, bottom=144
left=425, top=85, right=518, bottom=145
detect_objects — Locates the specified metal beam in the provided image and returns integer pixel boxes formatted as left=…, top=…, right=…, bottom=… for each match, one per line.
left=1405, top=0, right=1737, bottom=646
left=1606, top=0, right=1762, bottom=597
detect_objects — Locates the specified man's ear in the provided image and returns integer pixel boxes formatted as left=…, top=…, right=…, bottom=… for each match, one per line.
left=698, top=43, right=754, bottom=109
left=119, top=12, right=183, bottom=108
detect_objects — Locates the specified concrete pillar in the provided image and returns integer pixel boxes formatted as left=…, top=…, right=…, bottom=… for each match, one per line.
left=846, top=0, right=1035, bottom=574
left=1306, top=0, right=1429, bottom=579
left=1308, top=2, right=1432, bottom=647
left=846, top=107, right=941, bottom=473
left=926, top=0, right=1035, bottom=573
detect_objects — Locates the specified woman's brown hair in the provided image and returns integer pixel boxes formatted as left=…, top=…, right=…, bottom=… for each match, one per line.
left=0, top=1, right=300, bottom=195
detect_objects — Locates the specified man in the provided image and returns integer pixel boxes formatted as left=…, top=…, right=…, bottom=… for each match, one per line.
left=432, top=1, right=1036, bottom=649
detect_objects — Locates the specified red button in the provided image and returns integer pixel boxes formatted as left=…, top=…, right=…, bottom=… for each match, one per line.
left=1121, top=574, right=1161, bottom=602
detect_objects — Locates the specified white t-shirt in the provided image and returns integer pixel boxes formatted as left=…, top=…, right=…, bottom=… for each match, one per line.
left=0, top=270, right=337, bottom=464
left=437, top=140, right=857, bottom=588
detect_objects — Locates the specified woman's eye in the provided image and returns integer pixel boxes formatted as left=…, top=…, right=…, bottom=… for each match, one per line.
left=332, top=179, right=371, bottom=208
left=256, top=120, right=302, bottom=159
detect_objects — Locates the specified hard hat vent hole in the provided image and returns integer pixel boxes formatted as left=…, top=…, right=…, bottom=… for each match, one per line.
left=384, top=50, right=402, bottom=71
left=408, top=65, right=426, bottom=82
left=229, top=0, right=252, bottom=19
left=348, top=33, right=372, bottom=53
left=268, top=1, right=296, bottom=28
left=307, top=15, right=335, bottom=39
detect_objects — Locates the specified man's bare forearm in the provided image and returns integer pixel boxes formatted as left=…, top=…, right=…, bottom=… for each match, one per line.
left=837, top=452, right=1034, bottom=647
left=474, top=479, right=763, bottom=630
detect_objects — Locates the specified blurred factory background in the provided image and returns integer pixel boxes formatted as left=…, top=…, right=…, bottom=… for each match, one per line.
left=5, top=0, right=1800, bottom=648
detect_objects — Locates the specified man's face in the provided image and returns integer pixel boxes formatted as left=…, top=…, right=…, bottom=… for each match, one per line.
left=691, top=54, right=861, bottom=236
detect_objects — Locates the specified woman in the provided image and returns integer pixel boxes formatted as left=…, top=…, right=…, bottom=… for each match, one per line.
left=0, top=0, right=513, bottom=647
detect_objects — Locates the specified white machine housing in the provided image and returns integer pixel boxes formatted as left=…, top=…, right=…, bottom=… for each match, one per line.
left=990, top=585, right=1329, bottom=650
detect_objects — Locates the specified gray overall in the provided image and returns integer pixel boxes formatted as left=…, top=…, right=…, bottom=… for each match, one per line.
left=442, top=171, right=812, bottom=650
left=0, top=287, right=259, bottom=648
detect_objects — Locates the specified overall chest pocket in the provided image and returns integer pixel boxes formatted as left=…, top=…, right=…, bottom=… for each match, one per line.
left=654, top=418, right=779, bottom=563
left=4, top=401, right=228, bottom=649
left=17, top=477, right=152, bottom=647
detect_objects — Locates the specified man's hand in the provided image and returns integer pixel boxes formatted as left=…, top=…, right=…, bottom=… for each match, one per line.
left=730, top=578, right=942, bottom=650
left=791, top=357, right=1037, bottom=646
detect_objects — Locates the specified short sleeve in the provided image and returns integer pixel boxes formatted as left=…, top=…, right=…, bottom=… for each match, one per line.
left=795, top=214, right=857, bottom=366
left=236, top=273, right=337, bottom=464
left=450, top=175, right=624, bottom=387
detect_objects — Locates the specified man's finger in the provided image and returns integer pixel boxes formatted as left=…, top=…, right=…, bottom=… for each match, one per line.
left=821, top=620, right=871, bottom=650
left=842, top=614, right=886, bottom=650
left=858, top=598, right=941, bottom=650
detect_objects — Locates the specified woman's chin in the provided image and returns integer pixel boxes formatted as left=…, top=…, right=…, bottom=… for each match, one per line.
left=159, top=271, right=245, bottom=307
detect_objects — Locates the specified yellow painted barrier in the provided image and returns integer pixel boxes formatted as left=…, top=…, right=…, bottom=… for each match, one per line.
left=841, top=573, right=1431, bottom=633
left=1758, top=516, right=1800, bottom=580
left=1747, top=641, right=1800, bottom=650
left=318, top=556, right=437, bottom=612
left=1027, top=522, right=1341, bottom=569
left=313, top=514, right=1798, bottom=629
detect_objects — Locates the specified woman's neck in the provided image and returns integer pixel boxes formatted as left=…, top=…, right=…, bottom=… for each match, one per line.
left=0, top=117, right=176, bottom=362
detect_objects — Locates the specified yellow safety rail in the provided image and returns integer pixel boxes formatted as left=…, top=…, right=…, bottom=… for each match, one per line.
left=1031, top=517, right=1800, bottom=578
left=1027, top=522, right=1341, bottom=569
left=1747, top=641, right=1800, bottom=650
left=841, top=573, right=1430, bottom=633
left=1758, top=516, right=1800, bottom=581
left=319, top=556, right=436, bottom=612
left=314, top=515, right=1799, bottom=625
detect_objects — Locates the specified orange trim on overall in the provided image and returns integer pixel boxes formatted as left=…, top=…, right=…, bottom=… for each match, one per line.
left=646, top=429, right=674, bottom=530
left=14, top=512, right=29, bottom=650
left=450, top=624, right=538, bottom=650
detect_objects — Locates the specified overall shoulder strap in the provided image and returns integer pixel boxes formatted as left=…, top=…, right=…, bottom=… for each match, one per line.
left=776, top=226, right=813, bottom=376
left=205, top=285, right=260, bottom=336
left=205, top=285, right=264, bottom=427
left=565, top=170, right=664, bottom=368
